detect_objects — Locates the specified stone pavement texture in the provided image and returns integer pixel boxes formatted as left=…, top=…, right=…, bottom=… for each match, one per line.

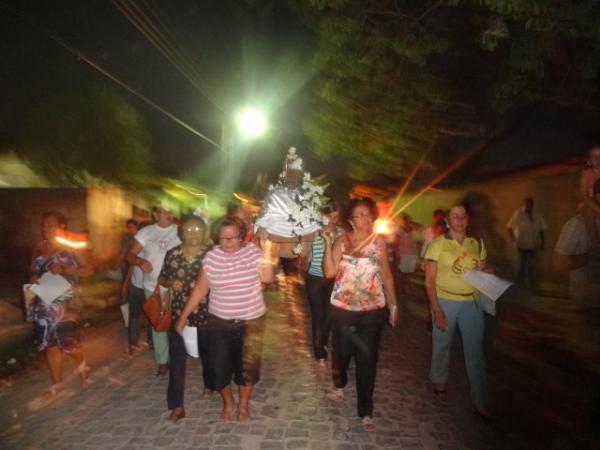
left=1, top=275, right=518, bottom=450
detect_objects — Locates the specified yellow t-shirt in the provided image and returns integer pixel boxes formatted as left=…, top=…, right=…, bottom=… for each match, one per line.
left=424, top=234, right=486, bottom=301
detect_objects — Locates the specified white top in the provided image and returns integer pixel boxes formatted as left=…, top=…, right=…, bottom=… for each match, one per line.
left=506, top=206, right=546, bottom=249
left=134, top=223, right=181, bottom=292
left=131, top=265, right=144, bottom=289
left=255, top=188, right=322, bottom=238
left=554, top=214, right=600, bottom=304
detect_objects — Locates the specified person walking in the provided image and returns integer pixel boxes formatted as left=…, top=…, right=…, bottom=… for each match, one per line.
left=158, top=215, right=210, bottom=421
left=29, top=211, right=92, bottom=397
left=424, top=204, right=492, bottom=422
left=322, top=198, right=398, bottom=431
left=175, top=216, right=276, bottom=421
left=302, top=203, right=343, bottom=365
left=128, top=205, right=180, bottom=375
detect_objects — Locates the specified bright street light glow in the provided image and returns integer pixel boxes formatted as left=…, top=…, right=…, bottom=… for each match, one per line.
left=374, top=219, right=391, bottom=235
left=236, top=107, right=267, bottom=137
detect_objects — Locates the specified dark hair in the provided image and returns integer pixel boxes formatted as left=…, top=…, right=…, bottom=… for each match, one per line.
left=177, top=214, right=208, bottom=240
left=344, top=198, right=378, bottom=225
left=321, top=200, right=341, bottom=216
left=126, top=219, right=139, bottom=227
left=212, top=216, right=246, bottom=244
left=433, top=209, right=445, bottom=218
left=42, top=211, right=67, bottom=227
left=225, top=202, right=243, bottom=216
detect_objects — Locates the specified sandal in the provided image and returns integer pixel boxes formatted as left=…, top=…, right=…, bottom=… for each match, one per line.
left=433, top=388, right=447, bottom=399
left=473, top=406, right=494, bottom=425
left=362, top=416, right=376, bottom=432
left=77, top=362, right=91, bottom=380
left=155, top=364, right=168, bottom=376
left=326, top=388, right=344, bottom=401
left=168, top=407, right=186, bottom=422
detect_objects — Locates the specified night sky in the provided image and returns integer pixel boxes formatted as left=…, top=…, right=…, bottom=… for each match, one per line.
left=0, top=0, right=326, bottom=189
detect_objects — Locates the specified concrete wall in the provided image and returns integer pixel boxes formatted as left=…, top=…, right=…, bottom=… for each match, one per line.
left=392, top=163, right=581, bottom=291
left=0, top=187, right=134, bottom=304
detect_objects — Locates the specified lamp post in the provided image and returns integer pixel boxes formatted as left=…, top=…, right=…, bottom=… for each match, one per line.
left=220, top=106, right=267, bottom=191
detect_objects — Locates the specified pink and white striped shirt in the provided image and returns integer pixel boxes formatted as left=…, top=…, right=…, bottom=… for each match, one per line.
left=203, top=243, right=266, bottom=320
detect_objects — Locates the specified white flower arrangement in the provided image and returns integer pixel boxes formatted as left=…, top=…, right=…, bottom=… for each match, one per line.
left=266, top=169, right=328, bottom=238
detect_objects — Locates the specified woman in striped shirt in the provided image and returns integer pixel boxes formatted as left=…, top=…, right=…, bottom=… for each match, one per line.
left=175, top=216, right=275, bottom=421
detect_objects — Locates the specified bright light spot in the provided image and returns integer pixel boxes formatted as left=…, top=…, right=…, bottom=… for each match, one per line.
left=236, top=107, right=267, bottom=137
left=374, top=219, right=391, bottom=235
left=55, top=236, right=88, bottom=249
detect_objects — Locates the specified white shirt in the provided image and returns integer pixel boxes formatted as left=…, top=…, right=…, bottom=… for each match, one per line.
left=554, top=214, right=600, bottom=306
left=134, top=223, right=181, bottom=292
left=506, top=207, right=546, bottom=249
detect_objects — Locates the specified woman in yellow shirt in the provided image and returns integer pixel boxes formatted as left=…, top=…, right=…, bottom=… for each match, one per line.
left=424, top=204, right=492, bottom=422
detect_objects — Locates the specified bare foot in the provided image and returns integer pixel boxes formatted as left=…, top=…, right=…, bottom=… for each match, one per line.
left=237, top=405, right=250, bottom=421
left=220, top=404, right=234, bottom=421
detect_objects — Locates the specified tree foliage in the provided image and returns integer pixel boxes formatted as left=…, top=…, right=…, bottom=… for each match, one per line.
left=7, top=86, right=153, bottom=186
left=284, top=0, right=600, bottom=181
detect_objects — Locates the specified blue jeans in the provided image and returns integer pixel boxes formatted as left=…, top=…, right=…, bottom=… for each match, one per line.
left=430, top=298, right=488, bottom=409
left=127, top=285, right=145, bottom=347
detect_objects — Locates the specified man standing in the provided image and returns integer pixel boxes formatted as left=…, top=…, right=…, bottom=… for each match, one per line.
left=507, top=196, right=547, bottom=287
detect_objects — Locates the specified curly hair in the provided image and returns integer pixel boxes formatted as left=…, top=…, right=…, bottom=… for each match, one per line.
left=344, top=198, right=378, bottom=225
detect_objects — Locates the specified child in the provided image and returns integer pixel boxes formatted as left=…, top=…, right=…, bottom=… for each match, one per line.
left=579, top=145, right=600, bottom=247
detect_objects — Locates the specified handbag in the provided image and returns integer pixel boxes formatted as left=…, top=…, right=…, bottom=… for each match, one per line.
left=143, top=286, right=172, bottom=332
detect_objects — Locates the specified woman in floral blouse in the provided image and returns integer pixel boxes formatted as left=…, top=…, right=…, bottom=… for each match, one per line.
left=322, top=198, right=398, bottom=432
left=158, top=215, right=210, bottom=422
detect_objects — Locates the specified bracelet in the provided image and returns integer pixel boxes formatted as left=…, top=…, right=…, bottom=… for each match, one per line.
left=259, top=258, right=277, bottom=266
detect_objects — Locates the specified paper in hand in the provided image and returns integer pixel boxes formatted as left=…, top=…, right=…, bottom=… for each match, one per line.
left=463, top=270, right=512, bottom=301
left=30, top=272, right=72, bottom=305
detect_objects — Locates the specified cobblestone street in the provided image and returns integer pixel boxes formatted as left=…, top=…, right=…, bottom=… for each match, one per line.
left=0, top=275, right=579, bottom=449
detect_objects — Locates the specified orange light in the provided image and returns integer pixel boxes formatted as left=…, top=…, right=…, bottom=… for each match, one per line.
left=374, top=219, right=391, bottom=235
left=54, top=229, right=89, bottom=249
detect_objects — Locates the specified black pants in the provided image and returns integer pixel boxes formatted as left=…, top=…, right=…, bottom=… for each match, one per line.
left=305, top=273, right=334, bottom=360
left=208, top=315, right=265, bottom=391
left=167, top=327, right=211, bottom=410
left=331, top=307, right=386, bottom=418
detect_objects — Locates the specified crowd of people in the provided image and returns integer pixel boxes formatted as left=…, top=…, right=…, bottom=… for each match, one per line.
left=23, top=144, right=600, bottom=432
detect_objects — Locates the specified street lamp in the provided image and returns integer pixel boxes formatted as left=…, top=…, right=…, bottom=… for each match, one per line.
left=221, top=106, right=268, bottom=191
left=236, top=107, right=267, bottom=138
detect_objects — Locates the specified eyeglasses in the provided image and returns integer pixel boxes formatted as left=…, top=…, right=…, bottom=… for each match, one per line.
left=218, top=235, right=240, bottom=242
left=350, top=213, right=372, bottom=220
left=183, top=226, right=202, bottom=233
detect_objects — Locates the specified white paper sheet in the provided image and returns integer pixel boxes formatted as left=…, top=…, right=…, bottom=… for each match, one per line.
left=463, top=270, right=512, bottom=301
left=183, top=326, right=199, bottom=358
left=30, top=272, right=72, bottom=305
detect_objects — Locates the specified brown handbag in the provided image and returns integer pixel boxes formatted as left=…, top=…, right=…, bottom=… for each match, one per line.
left=143, top=286, right=172, bottom=332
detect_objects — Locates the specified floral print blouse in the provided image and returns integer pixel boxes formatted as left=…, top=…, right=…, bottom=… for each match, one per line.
left=330, top=236, right=386, bottom=312
left=159, top=244, right=208, bottom=326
